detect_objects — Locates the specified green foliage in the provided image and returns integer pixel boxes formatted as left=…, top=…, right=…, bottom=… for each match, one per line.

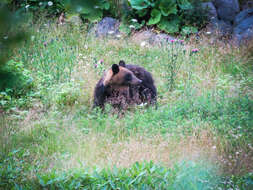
left=128, top=0, right=207, bottom=34
left=0, top=3, right=28, bottom=66
left=0, top=15, right=252, bottom=190
left=63, top=0, right=110, bottom=22
left=0, top=60, right=33, bottom=97
left=0, top=151, right=220, bottom=190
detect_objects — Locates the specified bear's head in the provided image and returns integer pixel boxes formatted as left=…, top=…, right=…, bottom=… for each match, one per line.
left=103, top=64, right=142, bottom=87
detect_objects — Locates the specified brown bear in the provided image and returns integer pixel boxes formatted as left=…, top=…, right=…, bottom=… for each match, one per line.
left=93, top=61, right=157, bottom=109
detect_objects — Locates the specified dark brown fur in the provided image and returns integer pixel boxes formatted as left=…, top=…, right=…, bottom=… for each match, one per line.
left=93, top=62, right=157, bottom=110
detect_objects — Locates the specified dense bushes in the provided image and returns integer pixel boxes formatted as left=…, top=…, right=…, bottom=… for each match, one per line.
left=128, top=0, right=207, bottom=34
left=5, top=0, right=207, bottom=34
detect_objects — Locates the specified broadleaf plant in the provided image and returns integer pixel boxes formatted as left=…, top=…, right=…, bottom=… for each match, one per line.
left=128, top=0, right=207, bottom=35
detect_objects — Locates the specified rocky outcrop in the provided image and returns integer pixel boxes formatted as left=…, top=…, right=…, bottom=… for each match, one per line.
left=202, top=2, right=218, bottom=19
left=95, top=17, right=120, bottom=37
left=131, top=30, right=176, bottom=46
left=213, top=0, right=240, bottom=23
left=233, top=9, right=253, bottom=44
left=203, top=1, right=253, bottom=45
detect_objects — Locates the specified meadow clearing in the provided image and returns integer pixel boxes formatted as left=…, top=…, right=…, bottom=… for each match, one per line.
left=0, top=17, right=253, bottom=189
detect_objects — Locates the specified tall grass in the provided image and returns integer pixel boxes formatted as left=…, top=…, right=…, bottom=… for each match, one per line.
left=0, top=17, right=253, bottom=189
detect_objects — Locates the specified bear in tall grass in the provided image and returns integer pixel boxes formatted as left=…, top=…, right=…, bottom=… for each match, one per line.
left=93, top=60, right=157, bottom=110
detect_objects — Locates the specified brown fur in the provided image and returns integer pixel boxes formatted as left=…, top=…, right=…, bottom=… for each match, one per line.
left=93, top=62, right=156, bottom=110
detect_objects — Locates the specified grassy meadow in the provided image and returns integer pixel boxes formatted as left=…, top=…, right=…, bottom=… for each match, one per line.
left=0, top=17, right=253, bottom=189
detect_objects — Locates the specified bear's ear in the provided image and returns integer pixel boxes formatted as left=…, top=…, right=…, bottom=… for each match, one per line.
left=119, top=60, right=126, bottom=67
left=112, top=64, right=119, bottom=75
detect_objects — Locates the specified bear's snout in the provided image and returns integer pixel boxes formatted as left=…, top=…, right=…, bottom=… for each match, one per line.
left=132, top=78, right=142, bottom=85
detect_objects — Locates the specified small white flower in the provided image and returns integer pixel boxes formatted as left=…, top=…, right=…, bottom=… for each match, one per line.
left=25, top=4, right=30, bottom=9
left=94, top=6, right=99, bottom=9
left=206, top=31, right=211, bottom=35
left=129, top=25, right=135, bottom=29
left=31, top=36, right=35, bottom=41
left=39, top=2, right=43, bottom=6
left=116, top=34, right=121, bottom=38
left=3, top=36, right=8, bottom=40
left=108, top=30, right=114, bottom=34
left=236, top=152, right=239, bottom=155
left=212, top=146, right=216, bottom=149
left=48, top=1, right=53, bottom=6
left=131, top=19, right=137, bottom=22
left=140, top=41, right=146, bottom=47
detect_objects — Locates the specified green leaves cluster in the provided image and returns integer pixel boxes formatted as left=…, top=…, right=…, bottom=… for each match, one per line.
left=62, top=0, right=110, bottom=22
left=129, top=0, right=204, bottom=34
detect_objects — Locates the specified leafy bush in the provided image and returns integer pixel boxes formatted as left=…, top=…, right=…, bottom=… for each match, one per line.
left=128, top=0, right=208, bottom=34
left=7, top=0, right=111, bottom=22
left=0, top=60, right=34, bottom=109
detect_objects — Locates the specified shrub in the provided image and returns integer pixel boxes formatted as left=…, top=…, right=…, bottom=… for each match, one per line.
left=128, top=0, right=208, bottom=34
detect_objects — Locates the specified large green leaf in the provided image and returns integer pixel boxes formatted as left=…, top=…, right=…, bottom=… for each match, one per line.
left=157, top=16, right=180, bottom=34
left=136, top=9, right=148, bottom=17
left=129, top=0, right=151, bottom=10
left=177, top=0, right=193, bottom=10
left=97, top=0, right=110, bottom=10
left=81, top=9, right=103, bottom=22
left=147, top=9, right=161, bottom=25
left=181, top=26, right=198, bottom=35
left=159, top=0, right=177, bottom=16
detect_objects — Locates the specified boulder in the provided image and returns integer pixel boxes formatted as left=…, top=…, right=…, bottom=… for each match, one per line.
left=150, top=33, right=176, bottom=45
left=233, top=16, right=253, bottom=35
left=131, top=30, right=176, bottom=46
left=95, top=17, right=120, bottom=37
left=66, top=15, right=82, bottom=25
left=131, top=30, right=156, bottom=45
left=233, top=15, right=253, bottom=45
left=213, top=0, right=240, bottom=23
left=234, top=8, right=253, bottom=26
left=233, top=26, right=253, bottom=45
left=202, top=2, right=218, bottom=20
left=207, top=19, right=233, bottom=36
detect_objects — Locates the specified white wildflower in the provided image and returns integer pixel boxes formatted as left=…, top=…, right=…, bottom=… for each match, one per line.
left=31, top=36, right=35, bottom=41
left=131, top=19, right=138, bottom=22
left=206, top=31, right=211, bottom=35
left=108, top=30, right=114, bottom=34
left=39, top=2, right=43, bottom=6
left=94, top=6, right=99, bottom=9
left=236, top=152, right=239, bottom=155
left=212, top=146, right=216, bottom=149
left=25, top=4, right=30, bottom=9
left=3, top=36, right=8, bottom=40
left=48, top=1, right=53, bottom=6
left=140, top=41, right=146, bottom=47
left=129, top=25, right=135, bottom=29
left=116, top=34, right=121, bottom=38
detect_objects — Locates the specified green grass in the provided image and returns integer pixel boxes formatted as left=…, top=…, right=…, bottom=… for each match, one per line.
left=0, top=17, right=253, bottom=189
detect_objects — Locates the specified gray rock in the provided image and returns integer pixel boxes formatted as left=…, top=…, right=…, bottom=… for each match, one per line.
left=233, top=16, right=253, bottom=35
left=131, top=30, right=176, bottom=46
left=95, top=17, right=120, bottom=37
left=234, top=8, right=253, bottom=26
left=131, top=30, right=156, bottom=44
left=202, top=2, right=218, bottom=19
left=207, top=18, right=233, bottom=35
left=150, top=33, right=176, bottom=45
left=233, top=26, right=253, bottom=45
left=67, top=15, right=82, bottom=25
left=214, top=0, right=240, bottom=23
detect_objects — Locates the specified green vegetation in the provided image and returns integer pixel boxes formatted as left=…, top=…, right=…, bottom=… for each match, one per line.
left=0, top=11, right=253, bottom=190
left=128, top=0, right=207, bottom=34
